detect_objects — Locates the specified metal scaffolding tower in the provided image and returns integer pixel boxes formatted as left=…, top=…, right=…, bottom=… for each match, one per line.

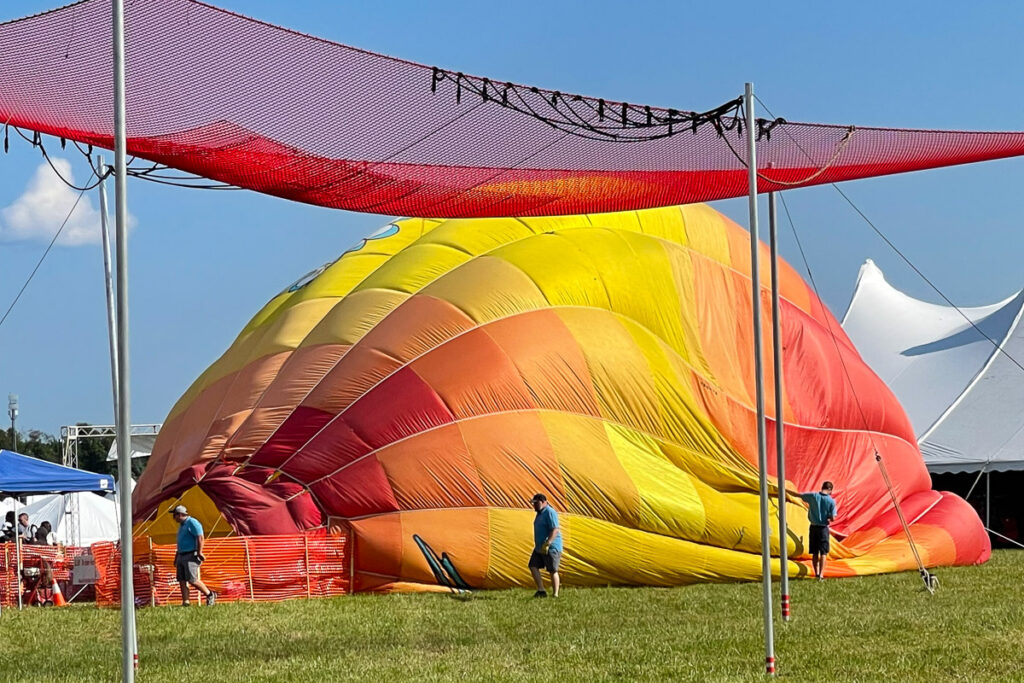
left=59, top=423, right=161, bottom=546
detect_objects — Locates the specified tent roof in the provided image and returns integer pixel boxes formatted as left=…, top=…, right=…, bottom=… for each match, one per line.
left=106, top=433, right=157, bottom=461
left=0, top=450, right=115, bottom=494
left=842, top=260, right=1024, bottom=473
left=2, top=493, right=120, bottom=546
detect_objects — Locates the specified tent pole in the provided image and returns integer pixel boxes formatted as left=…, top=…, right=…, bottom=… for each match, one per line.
left=768, top=192, right=790, bottom=622
left=986, top=470, right=990, bottom=528
left=963, top=467, right=986, bottom=501
left=745, top=82, right=776, bottom=676
left=97, top=155, right=120, bottom=418
left=112, top=0, right=137, bottom=679
left=14, top=497, right=22, bottom=610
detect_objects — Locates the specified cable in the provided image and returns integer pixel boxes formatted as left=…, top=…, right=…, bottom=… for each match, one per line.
left=759, top=93, right=1024, bottom=555
left=830, top=184, right=1024, bottom=376
left=7, top=128, right=240, bottom=192
left=0, top=187, right=86, bottom=331
left=778, top=192, right=935, bottom=591
left=9, top=126, right=108, bottom=191
left=429, top=67, right=753, bottom=144
left=753, top=94, right=1024, bottom=374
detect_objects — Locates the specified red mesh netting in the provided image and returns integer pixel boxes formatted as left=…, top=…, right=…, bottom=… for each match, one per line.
left=2, top=0, right=1024, bottom=217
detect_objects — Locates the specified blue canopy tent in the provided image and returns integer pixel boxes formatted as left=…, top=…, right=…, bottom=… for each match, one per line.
left=1, top=450, right=116, bottom=612
left=0, top=450, right=115, bottom=495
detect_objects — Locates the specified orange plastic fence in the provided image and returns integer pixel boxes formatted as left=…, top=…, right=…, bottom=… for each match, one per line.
left=0, top=543, right=87, bottom=607
left=92, top=530, right=350, bottom=607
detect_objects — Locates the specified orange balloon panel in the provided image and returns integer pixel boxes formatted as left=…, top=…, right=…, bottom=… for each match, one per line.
left=134, top=205, right=989, bottom=589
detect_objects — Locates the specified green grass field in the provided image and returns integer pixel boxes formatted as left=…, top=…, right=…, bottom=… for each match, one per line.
left=1, top=550, right=1021, bottom=682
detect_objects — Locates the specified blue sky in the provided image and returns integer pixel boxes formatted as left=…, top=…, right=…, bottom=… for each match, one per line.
left=1, top=0, right=1022, bottom=436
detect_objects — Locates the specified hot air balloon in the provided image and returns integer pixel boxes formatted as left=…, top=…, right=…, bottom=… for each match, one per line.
left=133, top=205, right=989, bottom=591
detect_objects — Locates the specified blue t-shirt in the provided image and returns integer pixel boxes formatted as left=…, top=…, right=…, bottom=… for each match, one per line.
left=177, top=516, right=204, bottom=553
left=800, top=492, right=837, bottom=526
left=533, top=505, right=563, bottom=552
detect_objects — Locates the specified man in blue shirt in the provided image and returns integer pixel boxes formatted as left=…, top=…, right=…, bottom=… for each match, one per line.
left=173, top=505, right=216, bottom=606
left=800, top=481, right=838, bottom=581
left=528, top=493, right=563, bottom=598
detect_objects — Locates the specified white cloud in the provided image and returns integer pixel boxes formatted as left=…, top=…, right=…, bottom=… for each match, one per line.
left=0, top=159, right=134, bottom=246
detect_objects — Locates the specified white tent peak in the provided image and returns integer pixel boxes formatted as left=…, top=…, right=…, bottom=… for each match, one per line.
left=843, top=260, right=1024, bottom=473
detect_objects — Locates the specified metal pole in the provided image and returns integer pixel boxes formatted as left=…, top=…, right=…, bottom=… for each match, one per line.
left=113, top=0, right=137, bottom=678
left=769, top=192, right=790, bottom=622
left=745, top=83, right=776, bottom=676
left=8, top=394, right=17, bottom=453
left=986, top=470, right=991, bottom=528
left=97, top=155, right=120, bottom=418
left=14, top=497, right=22, bottom=610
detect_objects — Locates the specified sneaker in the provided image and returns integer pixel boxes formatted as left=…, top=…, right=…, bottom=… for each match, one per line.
left=533, top=590, right=547, bottom=598
left=817, top=576, right=824, bottom=582
left=205, top=591, right=217, bottom=606
left=181, top=602, right=191, bottom=607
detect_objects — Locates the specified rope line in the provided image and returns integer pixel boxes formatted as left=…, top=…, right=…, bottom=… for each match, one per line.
left=5, top=127, right=241, bottom=191
left=758, top=94, right=1021, bottom=568
left=830, top=183, right=1024, bottom=376
left=753, top=94, right=1024, bottom=375
left=777, top=192, right=934, bottom=590
left=430, top=69, right=757, bottom=144
left=0, top=187, right=86, bottom=331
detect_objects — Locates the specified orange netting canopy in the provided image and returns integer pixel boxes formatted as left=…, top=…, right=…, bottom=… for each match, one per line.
left=2, top=0, right=1024, bottom=217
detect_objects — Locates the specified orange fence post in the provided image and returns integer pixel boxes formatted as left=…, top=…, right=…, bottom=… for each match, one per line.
left=304, top=535, right=311, bottom=599
left=148, top=536, right=156, bottom=607
left=2, top=543, right=8, bottom=607
left=243, top=537, right=254, bottom=602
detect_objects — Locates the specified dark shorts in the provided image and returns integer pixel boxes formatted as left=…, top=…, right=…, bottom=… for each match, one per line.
left=528, top=548, right=561, bottom=573
left=809, top=524, right=830, bottom=556
left=175, top=552, right=201, bottom=583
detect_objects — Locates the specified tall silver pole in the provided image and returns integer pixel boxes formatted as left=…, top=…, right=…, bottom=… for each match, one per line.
left=97, top=155, right=120, bottom=417
left=9, top=395, right=20, bottom=611
left=745, top=82, right=776, bottom=676
left=768, top=192, right=790, bottom=622
left=113, top=0, right=137, bottom=679
left=14, top=497, right=22, bottom=610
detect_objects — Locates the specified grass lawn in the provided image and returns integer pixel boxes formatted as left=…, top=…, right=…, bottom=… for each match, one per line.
left=1, top=550, right=1021, bottom=682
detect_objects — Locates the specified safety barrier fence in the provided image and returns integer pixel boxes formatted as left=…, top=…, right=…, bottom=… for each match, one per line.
left=92, top=530, right=350, bottom=606
left=0, top=543, right=90, bottom=606
left=1, top=530, right=350, bottom=607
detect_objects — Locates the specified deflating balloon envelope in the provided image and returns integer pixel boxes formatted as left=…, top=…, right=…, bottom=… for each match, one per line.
left=133, top=204, right=990, bottom=590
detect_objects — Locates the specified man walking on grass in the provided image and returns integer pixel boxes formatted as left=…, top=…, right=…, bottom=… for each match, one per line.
left=173, top=505, right=216, bottom=606
left=529, top=493, right=562, bottom=598
left=800, top=481, right=837, bottom=581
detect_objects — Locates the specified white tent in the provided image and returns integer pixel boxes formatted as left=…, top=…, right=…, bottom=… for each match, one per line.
left=1, top=492, right=119, bottom=546
left=842, top=260, right=1024, bottom=473
left=106, top=433, right=157, bottom=461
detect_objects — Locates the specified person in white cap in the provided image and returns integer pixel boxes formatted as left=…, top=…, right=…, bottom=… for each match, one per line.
left=172, top=505, right=216, bottom=606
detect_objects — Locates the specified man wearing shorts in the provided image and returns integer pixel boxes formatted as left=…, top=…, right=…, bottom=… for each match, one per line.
left=173, top=505, right=216, bottom=606
left=528, top=493, right=562, bottom=598
left=800, top=481, right=837, bottom=581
